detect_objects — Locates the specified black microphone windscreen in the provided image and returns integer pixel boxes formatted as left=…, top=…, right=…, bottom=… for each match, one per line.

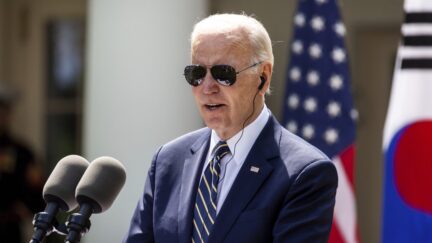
left=42, top=155, right=89, bottom=211
left=75, top=156, right=126, bottom=213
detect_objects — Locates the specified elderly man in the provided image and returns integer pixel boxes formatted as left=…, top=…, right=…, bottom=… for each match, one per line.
left=124, top=13, right=337, bottom=243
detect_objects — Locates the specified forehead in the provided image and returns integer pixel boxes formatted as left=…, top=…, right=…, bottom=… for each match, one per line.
left=191, top=31, right=252, bottom=66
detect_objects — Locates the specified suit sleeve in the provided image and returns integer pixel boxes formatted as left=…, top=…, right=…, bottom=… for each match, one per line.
left=273, top=159, right=338, bottom=243
left=123, top=147, right=162, bottom=243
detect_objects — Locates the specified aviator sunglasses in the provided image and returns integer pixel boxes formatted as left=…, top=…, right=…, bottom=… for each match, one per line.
left=184, top=61, right=262, bottom=86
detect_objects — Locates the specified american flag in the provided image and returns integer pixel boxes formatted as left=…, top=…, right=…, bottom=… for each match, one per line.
left=281, top=0, right=359, bottom=242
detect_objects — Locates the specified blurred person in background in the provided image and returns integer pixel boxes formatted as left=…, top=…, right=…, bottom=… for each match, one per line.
left=0, top=83, right=45, bottom=242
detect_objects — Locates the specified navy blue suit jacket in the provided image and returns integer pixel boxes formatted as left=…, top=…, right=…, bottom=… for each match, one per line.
left=124, top=116, right=337, bottom=243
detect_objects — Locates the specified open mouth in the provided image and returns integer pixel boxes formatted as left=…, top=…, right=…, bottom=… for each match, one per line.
left=204, top=104, right=225, bottom=110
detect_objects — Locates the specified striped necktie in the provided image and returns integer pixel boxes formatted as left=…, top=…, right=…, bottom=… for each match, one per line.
left=192, top=141, right=230, bottom=243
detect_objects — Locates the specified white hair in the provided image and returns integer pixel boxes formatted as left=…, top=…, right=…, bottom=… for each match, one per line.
left=191, top=13, right=274, bottom=67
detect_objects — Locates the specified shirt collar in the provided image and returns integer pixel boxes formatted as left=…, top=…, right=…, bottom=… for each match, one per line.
left=210, top=105, right=270, bottom=166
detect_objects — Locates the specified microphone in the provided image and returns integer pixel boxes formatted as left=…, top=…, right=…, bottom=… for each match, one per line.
left=30, top=155, right=89, bottom=243
left=65, top=156, right=126, bottom=243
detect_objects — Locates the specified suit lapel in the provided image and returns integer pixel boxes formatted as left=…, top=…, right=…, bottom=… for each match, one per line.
left=208, top=117, right=280, bottom=243
left=178, top=129, right=211, bottom=243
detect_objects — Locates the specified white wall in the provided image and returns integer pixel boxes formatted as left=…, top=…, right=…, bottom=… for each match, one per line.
left=83, top=0, right=208, bottom=241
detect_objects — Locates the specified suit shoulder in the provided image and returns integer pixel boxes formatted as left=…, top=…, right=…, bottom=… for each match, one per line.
left=158, top=127, right=210, bottom=155
left=278, top=127, right=332, bottom=172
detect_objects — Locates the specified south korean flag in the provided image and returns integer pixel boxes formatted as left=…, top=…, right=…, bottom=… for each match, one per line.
left=382, top=0, right=432, bottom=242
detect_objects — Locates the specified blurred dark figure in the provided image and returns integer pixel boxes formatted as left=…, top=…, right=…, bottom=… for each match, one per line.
left=0, top=84, right=45, bottom=242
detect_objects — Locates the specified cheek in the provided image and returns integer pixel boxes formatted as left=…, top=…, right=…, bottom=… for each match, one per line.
left=230, top=91, right=251, bottom=113
left=191, top=88, right=200, bottom=100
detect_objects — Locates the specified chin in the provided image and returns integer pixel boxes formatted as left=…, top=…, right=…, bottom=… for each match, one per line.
left=204, top=120, right=221, bottom=129
left=203, top=118, right=226, bottom=131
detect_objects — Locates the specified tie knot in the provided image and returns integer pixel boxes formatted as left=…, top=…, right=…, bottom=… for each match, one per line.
left=213, top=141, right=230, bottom=160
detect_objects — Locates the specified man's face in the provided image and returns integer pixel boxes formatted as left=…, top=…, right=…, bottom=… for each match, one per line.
left=191, top=33, right=262, bottom=140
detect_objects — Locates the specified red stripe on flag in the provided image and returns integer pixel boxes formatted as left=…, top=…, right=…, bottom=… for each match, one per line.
left=329, top=221, right=345, bottom=243
left=339, top=144, right=355, bottom=188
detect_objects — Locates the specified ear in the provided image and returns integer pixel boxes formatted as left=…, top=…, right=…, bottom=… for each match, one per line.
left=259, top=62, right=272, bottom=94
left=258, top=76, right=266, bottom=90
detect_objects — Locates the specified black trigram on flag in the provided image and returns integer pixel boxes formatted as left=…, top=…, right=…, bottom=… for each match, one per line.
left=401, top=12, right=432, bottom=69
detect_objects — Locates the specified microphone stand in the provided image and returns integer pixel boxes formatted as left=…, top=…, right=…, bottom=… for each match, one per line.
left=64, top=204, right=92, bottom=243
left=30, top=203, right=59, bottom=243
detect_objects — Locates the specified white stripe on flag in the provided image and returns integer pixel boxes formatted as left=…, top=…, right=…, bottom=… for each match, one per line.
left=399, top=47, right=432, bottom=58
left=402, top=24, right=432, bottom=36
left=333, top=156, right=358, bottom=243
left=405, top=0, right=432, bottom=11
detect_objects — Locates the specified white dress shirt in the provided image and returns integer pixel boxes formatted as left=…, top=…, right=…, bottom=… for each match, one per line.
left=201, top=105, right=270, bottom=214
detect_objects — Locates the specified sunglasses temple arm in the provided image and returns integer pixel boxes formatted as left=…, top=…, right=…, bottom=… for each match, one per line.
left=235, top=61, right=263, bottom=74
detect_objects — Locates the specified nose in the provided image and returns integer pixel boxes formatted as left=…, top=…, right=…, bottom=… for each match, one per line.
left=201, top=70, right=219, bottom=94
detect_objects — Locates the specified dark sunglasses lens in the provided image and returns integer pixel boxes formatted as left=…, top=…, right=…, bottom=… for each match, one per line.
left=184, top=65, right=206, bottom=86
left=211, top=65, right=236, bottom=86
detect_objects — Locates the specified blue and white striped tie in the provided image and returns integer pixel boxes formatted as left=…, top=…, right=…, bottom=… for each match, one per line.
left=191, top=141, right=230, bottom=243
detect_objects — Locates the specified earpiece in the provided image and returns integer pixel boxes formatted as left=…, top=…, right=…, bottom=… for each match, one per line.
left=258, top=76, right=266, bottom=90
left=230, top=73, right=263, bottom=167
